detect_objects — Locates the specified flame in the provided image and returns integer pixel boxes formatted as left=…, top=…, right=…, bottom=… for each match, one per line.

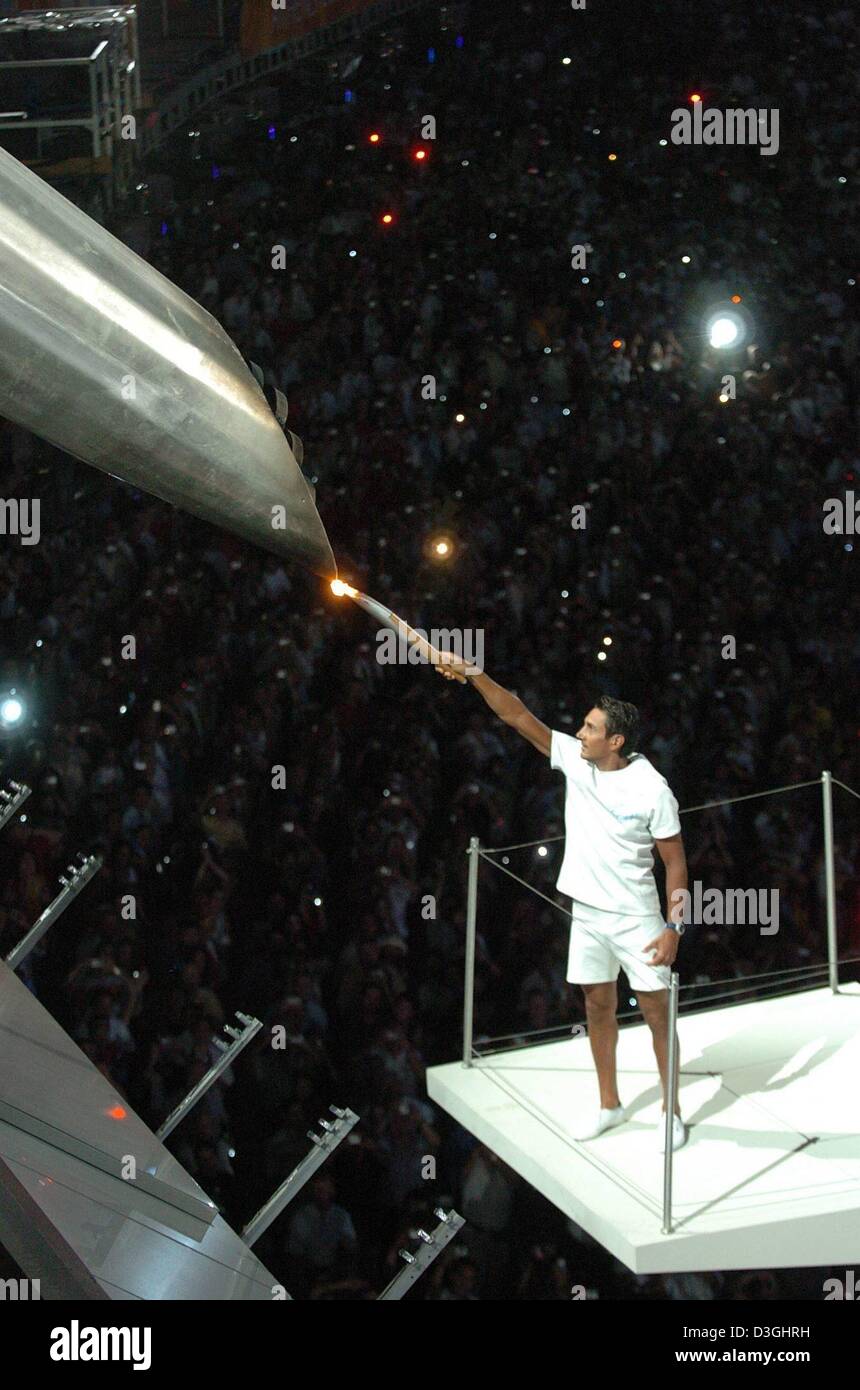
left=331, top=579, right=358, bottom=598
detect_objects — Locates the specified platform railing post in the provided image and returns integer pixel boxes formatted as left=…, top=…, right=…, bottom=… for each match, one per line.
left=463, top=836, right=480, bottom=1066
left=821, top=770, right=839, bottom=994
left=660, top=970, right=680, bottom=1235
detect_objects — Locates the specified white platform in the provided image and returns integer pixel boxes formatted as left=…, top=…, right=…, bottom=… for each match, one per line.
left=426, top=984, right=860, bottom=1274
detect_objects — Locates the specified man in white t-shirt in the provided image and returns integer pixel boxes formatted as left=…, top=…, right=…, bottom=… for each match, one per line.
left=436, top=660, right=689, bottom=1151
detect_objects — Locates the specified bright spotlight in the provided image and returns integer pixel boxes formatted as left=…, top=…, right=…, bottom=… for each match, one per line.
left=0, top=695, right=24, bottom=729
left=707, top=311, right=745, bottom=349
left=709, top=316, right=739, bottom=348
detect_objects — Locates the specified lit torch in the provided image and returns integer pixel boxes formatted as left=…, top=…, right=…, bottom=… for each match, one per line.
left=330, top=580, right=470, bottom=682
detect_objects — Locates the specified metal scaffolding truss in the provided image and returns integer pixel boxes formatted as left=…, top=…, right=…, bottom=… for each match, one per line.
left=0, top=6, right=142, bottom=162
left=136, top=0, right=425, bottom=160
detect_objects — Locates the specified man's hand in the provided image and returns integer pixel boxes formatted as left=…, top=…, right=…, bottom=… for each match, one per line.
left=644, top=928, right=680, bottom=968
left=434, top=651, right=470, bottom=684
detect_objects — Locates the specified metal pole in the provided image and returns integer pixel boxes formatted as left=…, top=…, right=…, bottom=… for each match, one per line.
left=130, top=12, right=142, bottom=107
left=660, top=970, right=680, bottom=1235
left=463, top=835, right=479, bottom=1066
left=6, top=856, right=101, bottom=970
left=157, top=1013, right=261, bottom=1139
left=98, top=47, right=111, bottom=159
left=88, top=57, right=100, bottom=157
left=242, top=1106, right=358, bottom=1247
left=822, top=770, right=839, bottom=993
left=377, top=1208, right=465, bottom=1300
left=0, top=781, right=30, bottom=831
left=111, top=44, right=121, bottom=150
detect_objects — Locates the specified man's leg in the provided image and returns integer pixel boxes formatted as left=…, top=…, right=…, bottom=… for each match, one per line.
left=581, top=981, right=621, bottom=1108
left=636, top=988, right=681, bottom=1116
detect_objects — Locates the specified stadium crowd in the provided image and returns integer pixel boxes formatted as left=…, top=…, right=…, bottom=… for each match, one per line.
left=0, top=0, right=857, bottom=1298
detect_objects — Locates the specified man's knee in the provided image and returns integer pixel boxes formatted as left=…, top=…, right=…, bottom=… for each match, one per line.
left=581, top=982, right=617, bottom=1015
left=637, top=988, right=669, bottom=1029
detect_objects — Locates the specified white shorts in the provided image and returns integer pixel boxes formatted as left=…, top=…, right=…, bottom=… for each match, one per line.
left=567, top=899, right=672, bottom=991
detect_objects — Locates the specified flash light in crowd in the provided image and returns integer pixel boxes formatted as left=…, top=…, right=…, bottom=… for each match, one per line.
left=426, top=532, right=456, bottom=562
left=380, top=212, right=394, bottom=225
left=0, top=692, right=25, bottom=729
left=537, top=845, right=548, bottom=858
left=597, top=652, right=607, bottom=663
left=413, top=147, right=428, bottom=161
left=689, top=93, right=702, bottom=103
left=369, top=132, right=381, bottom=144
left=706, top=302, right=750, bottom=350
left=709, top=316, right=740, bottom=348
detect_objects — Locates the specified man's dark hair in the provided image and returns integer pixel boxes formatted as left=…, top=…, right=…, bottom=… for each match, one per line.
left=595, top=696, right=641, bottom=755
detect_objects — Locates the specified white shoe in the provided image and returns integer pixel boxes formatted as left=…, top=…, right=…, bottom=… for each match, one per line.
left=658, top=1114, right=687, bottom=1152
left=573, top=1104, right=627, bottom=1141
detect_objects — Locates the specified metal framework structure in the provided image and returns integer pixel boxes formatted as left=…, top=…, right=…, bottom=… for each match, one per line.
left=157, top=1011, right=263, bottom=1140
left=242, top=1104, right=359, bottom=1247
left=5, top=852, right=102, bottom=970
left=0, top=7, right=141, bottom=162
left=0, top=0, right=424, bottom=207
left=136, top=0, right=424, bottom=161
left=0, top=780, right=31, bottom=831
left=377, top=1207, right=466, bottom=1300
left=0, top=774, right=460, bottom=1298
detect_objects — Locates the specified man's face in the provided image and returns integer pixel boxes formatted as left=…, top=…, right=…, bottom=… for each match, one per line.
left=576, top=707, right=620, bottom=761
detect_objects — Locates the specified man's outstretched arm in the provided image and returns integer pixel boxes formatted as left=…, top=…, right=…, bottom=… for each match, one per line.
left=436, top=656, right=551, bottom=757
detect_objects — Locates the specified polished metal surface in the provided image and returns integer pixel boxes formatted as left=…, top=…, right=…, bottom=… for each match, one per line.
left=0, top=958, right=283, bottom=1300
left=0, top=145, right=334, bottom=577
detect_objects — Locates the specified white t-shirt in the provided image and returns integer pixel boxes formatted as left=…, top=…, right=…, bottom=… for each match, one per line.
left=550, top=730, right=681, bottom=916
